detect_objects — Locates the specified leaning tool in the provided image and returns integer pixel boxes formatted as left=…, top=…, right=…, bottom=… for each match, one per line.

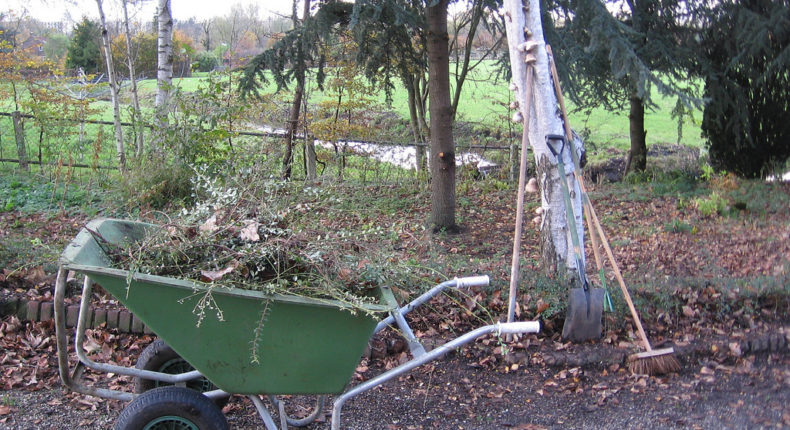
left=546, top=45, right=679, bottom=374
left=545, top=45, right=615, bottom=311
left=546, top=134, right=604, bottom=342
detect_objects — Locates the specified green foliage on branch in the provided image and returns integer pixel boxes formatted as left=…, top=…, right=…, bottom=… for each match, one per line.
left=699, top=0, right=790, bottom=178
left=238, top=1, right=356, bottom=97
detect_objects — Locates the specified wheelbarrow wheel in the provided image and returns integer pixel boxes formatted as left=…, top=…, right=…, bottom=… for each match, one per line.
left=115, top=386, right=228, bottom=430
left=135, top=339, right=228, bottom=407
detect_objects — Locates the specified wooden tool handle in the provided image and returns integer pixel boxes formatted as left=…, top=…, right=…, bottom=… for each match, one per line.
left=546, top=45, right=652, bottom=351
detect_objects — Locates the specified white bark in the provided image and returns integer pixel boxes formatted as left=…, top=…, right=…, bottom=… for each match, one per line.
left=156, top=0, right=174, bottom=121
left=502, top=0, right=584, bottom=274
left=96, top=0, right=126, bottom=171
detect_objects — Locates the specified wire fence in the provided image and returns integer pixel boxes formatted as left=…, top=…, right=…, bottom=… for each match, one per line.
left=0, top=110, right=514, bottom=183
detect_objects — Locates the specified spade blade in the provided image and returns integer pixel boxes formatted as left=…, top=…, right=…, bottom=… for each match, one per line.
left=561, top=288, right=604, bottom=342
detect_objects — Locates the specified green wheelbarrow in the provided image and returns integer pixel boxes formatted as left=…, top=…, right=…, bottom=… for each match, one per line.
left=55, top=218, right=539, bottom=430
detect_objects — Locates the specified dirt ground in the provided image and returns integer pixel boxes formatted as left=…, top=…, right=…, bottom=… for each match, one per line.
left=1, top=319, right=788, bottom=430
left=2, top=158, right=789, bottom=429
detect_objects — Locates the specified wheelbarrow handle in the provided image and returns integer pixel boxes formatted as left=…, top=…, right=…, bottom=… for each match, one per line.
left=374, top=275, right=491, bottom=357
left=497, top=321, right=541, bottom=335
left=332, top=320, right=540, bottom=429
left=455, top=275, right=490, bottom=289
left=377, top=275, right=490, bottom=332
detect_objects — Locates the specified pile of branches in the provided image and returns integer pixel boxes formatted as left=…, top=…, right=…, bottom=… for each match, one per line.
left=105, top=173, right=400, bottom=312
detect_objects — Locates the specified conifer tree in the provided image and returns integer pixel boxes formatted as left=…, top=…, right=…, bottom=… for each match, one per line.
left=699, top=0, right=790, bottom=178
left=546, top=0, right=699, bottom=174
left=66, top=18, right=102, bottom=74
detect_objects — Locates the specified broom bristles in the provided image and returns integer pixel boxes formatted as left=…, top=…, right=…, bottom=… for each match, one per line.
left=627, top=347, right=681, bottom=375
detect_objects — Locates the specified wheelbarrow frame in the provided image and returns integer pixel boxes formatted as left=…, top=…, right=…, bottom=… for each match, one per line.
left=55, top=219, right=540, bottom=429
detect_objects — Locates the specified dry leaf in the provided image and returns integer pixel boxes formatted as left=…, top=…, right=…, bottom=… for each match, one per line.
left=199, top=214, right=219, bottom=233
left=240, top=221, right=260, bottom=242
left=200, top=261, right=239, bottom=282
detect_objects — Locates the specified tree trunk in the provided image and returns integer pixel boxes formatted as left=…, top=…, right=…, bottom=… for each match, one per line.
left=283, top=84, right=303, bottom=179
left=156, top=0, right=174, bottom=128
left=502, top=0, right=585, bottom=277
left=626, top=94, right=647, bottom=174
left=12, top=111, right=28, bottom=172
left=414, top=75, right=429, bottom=172
left=201, top=20, right=211, bottom=52
left=282, top=0, right=311, bottom=180
left=426, top=0, right=456, bottom=231
left=305, top=139, right=317, bottom=181
left=122, top=0, right=144, bottom=157
left=405, top=74, right=426, bottom=172
left=302, top=95, right=317, bottom=181
left=96, top=0, right=126, bottom=172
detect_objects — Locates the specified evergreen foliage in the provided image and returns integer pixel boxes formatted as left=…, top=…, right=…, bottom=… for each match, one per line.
left=65, top=18, right=103, bottom=74
left=543, top=0, right=700, bottom=172
left=699, top=0, right=790, bottom=178
left=349, top=0, right=425, bottom=102
left=238, top=1, right=353, bottom=97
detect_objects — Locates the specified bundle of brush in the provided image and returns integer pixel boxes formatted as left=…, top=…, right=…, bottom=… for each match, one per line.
left=545, top=44, right=681, bottom=376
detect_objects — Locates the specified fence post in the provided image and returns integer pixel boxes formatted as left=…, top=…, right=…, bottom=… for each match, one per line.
left=12, top=111, right=29, bottom=172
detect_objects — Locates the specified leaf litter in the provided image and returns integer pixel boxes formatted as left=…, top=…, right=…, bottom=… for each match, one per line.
left=1, top=174, right=790, bottom=428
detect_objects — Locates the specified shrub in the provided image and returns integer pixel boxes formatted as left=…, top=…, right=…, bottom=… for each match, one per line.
left=120, top=156, right=194, bottom=209
left=193, top=52, right=220, bottom=73
left=694, top=192, right=729, bottom=217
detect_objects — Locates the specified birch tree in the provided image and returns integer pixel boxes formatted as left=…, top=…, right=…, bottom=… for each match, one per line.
left=502, top=0, right=584, bottom=276
left=96, top=0, right=126, bottom=171
left=156, top=0, right=174, bottom=127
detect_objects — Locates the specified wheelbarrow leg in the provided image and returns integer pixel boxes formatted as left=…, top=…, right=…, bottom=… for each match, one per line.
left=391, top=310, right=426, bottom=358
left=375, top=276, right=490, bottom=358
left=249, top=395, right=280, bottom=430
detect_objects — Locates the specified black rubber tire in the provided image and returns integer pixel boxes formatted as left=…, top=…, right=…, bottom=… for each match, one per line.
left=135, top=339, right=228, bottom=407
left=114, top=386, right=228, bottom=430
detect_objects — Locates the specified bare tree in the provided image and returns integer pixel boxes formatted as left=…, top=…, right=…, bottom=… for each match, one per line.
left=200, top=19, right=211, bottom=52
left=502, top=0, right=585, bottom=275
left=121, top=0, right=144, bottom=156
left=96, top=0, right=126, bottom=171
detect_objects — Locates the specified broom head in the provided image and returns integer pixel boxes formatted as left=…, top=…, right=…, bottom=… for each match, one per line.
left=627, top=347, right=681, bottom=375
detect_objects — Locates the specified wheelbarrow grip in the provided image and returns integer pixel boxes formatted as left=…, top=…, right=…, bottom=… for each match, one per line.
left=497, top=320, right=541, bottom=335
left=455, top=275, right=490, bottom=289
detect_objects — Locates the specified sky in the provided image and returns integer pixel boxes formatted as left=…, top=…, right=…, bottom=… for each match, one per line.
left=2, top=0, right=296, bottom=25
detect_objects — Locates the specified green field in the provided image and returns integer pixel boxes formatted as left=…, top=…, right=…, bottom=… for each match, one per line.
left=0, top=60, right=703, bottom=171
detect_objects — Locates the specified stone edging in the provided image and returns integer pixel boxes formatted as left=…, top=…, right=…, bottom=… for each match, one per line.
left=538, top=328, right=790, bottom=368
left=2, top=296, right=788, bottom=366
left=1, top=297, right=152, bottom=334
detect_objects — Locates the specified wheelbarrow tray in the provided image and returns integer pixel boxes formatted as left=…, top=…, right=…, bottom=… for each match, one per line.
left=60, top=218, right=396, bottom=395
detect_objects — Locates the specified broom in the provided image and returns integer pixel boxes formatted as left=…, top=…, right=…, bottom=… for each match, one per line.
left=546, top=46, right=680, bottom=375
